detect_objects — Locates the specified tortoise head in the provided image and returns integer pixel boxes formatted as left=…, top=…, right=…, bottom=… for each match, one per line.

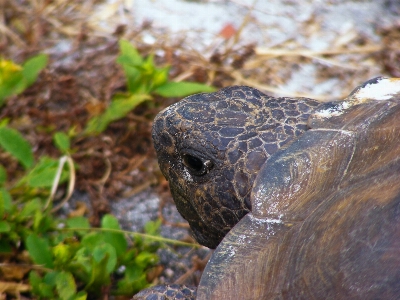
left=152, top=86, right=319, bottom=248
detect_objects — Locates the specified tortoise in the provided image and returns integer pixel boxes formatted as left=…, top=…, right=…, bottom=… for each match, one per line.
left=134, top=77, right=400, bottom=299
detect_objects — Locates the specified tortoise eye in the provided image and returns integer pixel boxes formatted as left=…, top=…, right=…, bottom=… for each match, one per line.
left=182, top=154, right=214, bottom=176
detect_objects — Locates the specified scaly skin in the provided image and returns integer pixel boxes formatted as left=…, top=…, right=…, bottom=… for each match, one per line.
left=152, top=86, right=319, bottom=248
left=132, top=284, right=196, bottom=300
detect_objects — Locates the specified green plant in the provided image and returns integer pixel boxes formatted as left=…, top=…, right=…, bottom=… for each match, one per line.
left=27, top=216, right=161, bottom=299
left=0, top=125, right=197, bottom=299
left=85, top=39, right=215, bottom=134
left=0, top=128, right=167, bottom=299
left=0, top=54, right=48, bottom=107
left=0, top=46, right=205, bottom=299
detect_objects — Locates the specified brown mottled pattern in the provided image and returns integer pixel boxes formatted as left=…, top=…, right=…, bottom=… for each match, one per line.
left=197, top=93, right=400, bottom=299
left=152, top=86, right=320, bottom=248
left=132, top=284, right=196, bottom=300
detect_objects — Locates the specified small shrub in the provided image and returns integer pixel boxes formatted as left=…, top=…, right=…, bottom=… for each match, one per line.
left=0, top=54, right=48, bottom=107
left=0, top=126, right=163, bottom=298
left=85, top=39, right=215, bottom=134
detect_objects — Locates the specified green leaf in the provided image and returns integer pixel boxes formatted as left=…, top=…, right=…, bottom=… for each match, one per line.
left=105, top=94, right=149, bottom=121
left=70, top=291, right=87, bottom=300
left=0, top=165, right=6, bottom=185
left=72, top=247, right=92, bottom=277
left=118, top=249, right=157, bottom=294
left=124, top=263, right=143, bottom=281
left=0, top=118, right=10, bottom=128
left=81, top=232, right=105, bottom=250
left=33, top=209, right=54, bottom=233
left=0, top=188, right=12, bottom=213
left=0, top=221, right=10, bottom=232
left=117, top=61, right=141, bottom=93
left=142, top=53, right=155, bottom=70
left=0, top=59, right=24, bottom=105
left=66, top=216, right=90, bottom=237
left=101, top=214, right=127, bottom=257
left=67, top=216, right=90, bottom=229
left=25, top=156, right=69, bottom=188
left=53, top=243, right=73, bottom=265
left=154, top=81, right=216, bottom=98
left=134, top=251, right=158, bottom=269
left=151, top=66, right=170, bottom=89
left=0, top=55, right=46, bottom=106
left=33, top=209, right=43, bottom=231
left=44, top=270, right=59, bottom=286
left=85, top=94, right=150, bottom=134
left=55, top=271, right=76, bottom=300
left=53, top=132, right=70, bottom=153
left=0, top=126, right=33, bottom=168
left=69, top=291, right=87, bottom=300
left=92, top=243, right=117, bottom=274
left=29, top=270, right=55, bottom=298
left=118, top=40, right=143, bottom=66
left=119, top=248, right=137, bottom=265
left=22, top=54, right=48, bottom=86
left=19, top=198, right=42, bottom=219
left=0, top=188, right=4, bottom=217
left=117, top=40, right=144, bottom=93
left=116, top=55, right=141, bottom=68
left=26, top=233, right=54, bottom=268
left=83, top=244, right=115, bottom=291
left=116, top=264, right=148, bottom=294
left=144, top=219, right=161, bottom=236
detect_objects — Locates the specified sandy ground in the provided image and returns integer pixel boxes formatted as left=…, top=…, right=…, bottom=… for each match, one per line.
left=91, top=0, right=398, bottom=97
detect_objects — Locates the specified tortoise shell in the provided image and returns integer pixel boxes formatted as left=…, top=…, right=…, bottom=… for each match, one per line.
left=198, top=77, right=400, bottom=299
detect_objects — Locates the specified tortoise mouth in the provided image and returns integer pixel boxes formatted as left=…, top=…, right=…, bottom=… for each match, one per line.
left=170, top=185, right=225, bottom=249
left=191, top=225, right=222, bottom=249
